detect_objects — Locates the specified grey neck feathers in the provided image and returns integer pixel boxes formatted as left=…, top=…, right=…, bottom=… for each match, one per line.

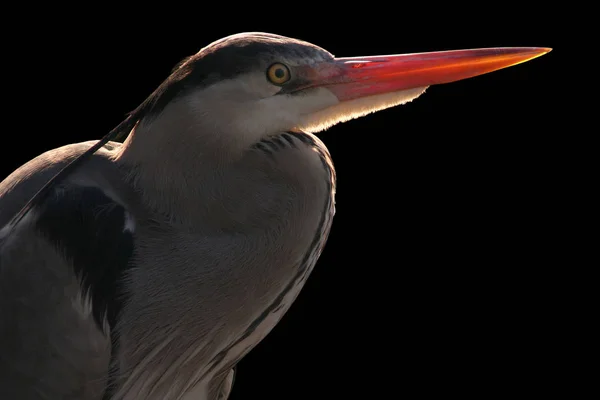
left=115, top=102, right=332, bottom=233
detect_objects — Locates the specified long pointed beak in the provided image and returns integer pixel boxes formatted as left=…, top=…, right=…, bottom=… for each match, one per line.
left=302, top=47, right=551, bottom=101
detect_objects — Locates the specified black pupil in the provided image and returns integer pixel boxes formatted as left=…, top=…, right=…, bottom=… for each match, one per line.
left=274, top=67, right=285, bottom=79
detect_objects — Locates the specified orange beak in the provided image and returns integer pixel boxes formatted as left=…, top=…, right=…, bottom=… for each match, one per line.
left=299, top=47, right=551, bottom=101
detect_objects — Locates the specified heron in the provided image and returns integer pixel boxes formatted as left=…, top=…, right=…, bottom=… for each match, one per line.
left=0, top=32, right=550, bottom=399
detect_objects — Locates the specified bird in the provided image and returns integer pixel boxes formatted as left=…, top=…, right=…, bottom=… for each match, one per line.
left=0, top=32, right=550, bottom=399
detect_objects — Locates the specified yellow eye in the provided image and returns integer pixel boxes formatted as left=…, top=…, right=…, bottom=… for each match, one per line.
left=266, top=63, right=291, bottom=85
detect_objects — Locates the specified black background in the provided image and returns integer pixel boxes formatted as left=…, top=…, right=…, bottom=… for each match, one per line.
left=2, top=6, right=565, bottom=399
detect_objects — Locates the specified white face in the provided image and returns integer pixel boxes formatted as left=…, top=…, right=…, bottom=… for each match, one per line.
left=181, top=68, right=428, bottom=146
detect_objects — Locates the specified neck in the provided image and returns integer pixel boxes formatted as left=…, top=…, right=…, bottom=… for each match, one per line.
left=115, top=99, right=245, bottom=226
left=114, top=101, right=330, bottom=233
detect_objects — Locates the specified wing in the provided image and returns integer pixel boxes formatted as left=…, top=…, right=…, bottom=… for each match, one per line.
left=0, top=141, right=135, bottom=399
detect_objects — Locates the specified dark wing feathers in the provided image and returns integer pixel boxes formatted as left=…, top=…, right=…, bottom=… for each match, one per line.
left=35, top=184, right=135, bottom=332
left=0, top=142, right=135, bottom=398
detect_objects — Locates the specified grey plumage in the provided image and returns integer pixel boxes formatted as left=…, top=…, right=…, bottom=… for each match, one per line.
left=0, top=32, right=550, bottom=399
left=1, top=130, right=334, bottom=399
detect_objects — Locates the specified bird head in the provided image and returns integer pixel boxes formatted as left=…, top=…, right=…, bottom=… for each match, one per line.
left=131, top=32, right=550, bottom=151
